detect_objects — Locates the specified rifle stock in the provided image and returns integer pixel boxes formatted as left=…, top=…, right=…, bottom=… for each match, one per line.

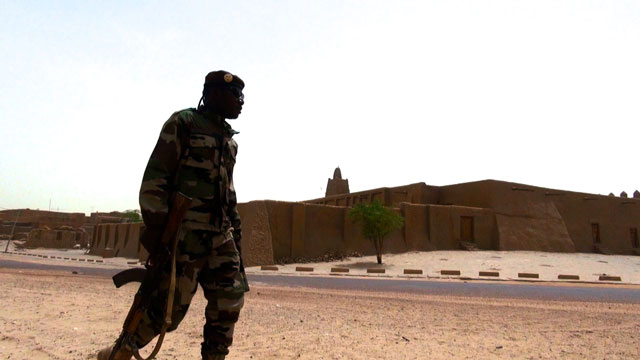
left=112, top=268, right=146, bottom=288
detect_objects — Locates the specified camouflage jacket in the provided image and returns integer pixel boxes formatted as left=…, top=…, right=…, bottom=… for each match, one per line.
left=139, top=108, right=241, bottom=258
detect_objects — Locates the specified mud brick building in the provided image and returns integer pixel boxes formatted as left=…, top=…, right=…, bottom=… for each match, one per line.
left=90, top=169, right=640, bottom=264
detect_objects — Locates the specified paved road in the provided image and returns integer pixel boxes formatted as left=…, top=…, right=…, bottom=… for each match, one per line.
left=0, top=258, right=123, bottom=277
left=249, top=273, right=640, bottom=304
left=2, top=258, right=640, bottom=304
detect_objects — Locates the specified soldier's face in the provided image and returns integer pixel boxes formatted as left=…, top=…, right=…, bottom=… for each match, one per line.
left=206, top=86, right=244, bottom=119
left=223, top=86, right=244, bottom=119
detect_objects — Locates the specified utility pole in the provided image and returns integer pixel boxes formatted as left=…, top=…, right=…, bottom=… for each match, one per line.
left=4, top=210, right=21, bottom=253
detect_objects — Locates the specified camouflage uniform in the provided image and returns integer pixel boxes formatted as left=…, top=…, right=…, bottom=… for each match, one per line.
left=135, top=108, right=249, bottom=359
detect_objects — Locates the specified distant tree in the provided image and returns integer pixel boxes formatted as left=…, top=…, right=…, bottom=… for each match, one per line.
left=122, top=209, right=142, bottom=222
left=348, top=200, right=404, bottom=264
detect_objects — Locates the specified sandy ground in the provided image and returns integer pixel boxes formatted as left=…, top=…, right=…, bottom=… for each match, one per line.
left=0, top=268, right=639, bottom=360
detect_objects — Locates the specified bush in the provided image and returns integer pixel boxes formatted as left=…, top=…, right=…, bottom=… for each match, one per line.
left=123, top=209, right=142, bottom=222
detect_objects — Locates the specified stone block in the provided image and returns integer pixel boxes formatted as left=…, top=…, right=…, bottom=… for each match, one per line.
left=403, top=269, right=423, bottom=275
left=518, top=273, right=539, bottom=279
left=479, top=271, right=499, bottom=277
left=441, top=270, right=461, bottom=276
left=261, top=265, right=278, bottom=271
left=331, top=267, right=349, bottom=273
left=295, top=266, right=314, bottom=272
left=599, top=275, right=621, bottom=281
left=367, top=268, right=385, bottom=274
left=558, top=274, right=579, bottom=280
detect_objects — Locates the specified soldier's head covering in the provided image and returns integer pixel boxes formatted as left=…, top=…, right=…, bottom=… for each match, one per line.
left=204, top=70, right=245, bottom=89
left=199, top=70, right=245, bottom=110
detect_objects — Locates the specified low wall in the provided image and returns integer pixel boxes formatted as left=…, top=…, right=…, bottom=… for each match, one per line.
left=89, top=223, right=144, bottom=259
left=439, top=180, right=636, bottom=253
left=553, top=194, right=640, bottom=254
left=0, top=224, right=34, bottom=236
left=87, top=218, right=274, bottom=265
left=495, top=215, right=575, bottom=252
left=400, top=203, right=432, bottom=251
left=84, top=200, right=501, bottom=266
left=0, top=209, right=85, bottom=229
left=343, top=205, right=406, bottom=255
left=24, top=229, right=89, bottom=249
left=427, top=205, right=497, bottom=251
left=237, top=201, right=276, bottom=266
left=295, top=203, right=347, bottom=258
left=265, top=201, right=294, bottom=261
left=238, top=200, right=497, bottom=265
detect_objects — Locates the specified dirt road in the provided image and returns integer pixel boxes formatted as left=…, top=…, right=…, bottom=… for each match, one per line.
left=0, top=268, right=638, bottom=359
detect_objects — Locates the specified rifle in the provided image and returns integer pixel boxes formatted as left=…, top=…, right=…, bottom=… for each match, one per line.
left=109, top=192, right=192, bottom=360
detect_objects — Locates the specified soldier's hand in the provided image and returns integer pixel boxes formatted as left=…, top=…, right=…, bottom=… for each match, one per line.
left=148, top=244, right=171, bottom=268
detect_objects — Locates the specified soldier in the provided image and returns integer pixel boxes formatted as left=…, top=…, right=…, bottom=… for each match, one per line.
left=98, top=70, right=249, bottom=360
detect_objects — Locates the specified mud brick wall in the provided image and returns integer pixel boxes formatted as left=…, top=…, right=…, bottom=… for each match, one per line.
left=89, top=223, right=144, bottom=259
left=25, top=229, right=89, bottom=249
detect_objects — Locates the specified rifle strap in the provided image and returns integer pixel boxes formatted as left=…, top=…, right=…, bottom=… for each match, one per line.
left=133, top=225, right=182, bottom=360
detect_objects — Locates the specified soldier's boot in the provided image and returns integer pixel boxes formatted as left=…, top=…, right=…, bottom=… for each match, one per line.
left=96, top=345, right=133, bottom=360
left=202, top=353, right=226, bottom=360
left=202, top=343, right=228, bottom=360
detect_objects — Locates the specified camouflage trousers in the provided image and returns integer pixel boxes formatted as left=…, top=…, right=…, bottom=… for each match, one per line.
left=132, top=237, right=249, bottom=359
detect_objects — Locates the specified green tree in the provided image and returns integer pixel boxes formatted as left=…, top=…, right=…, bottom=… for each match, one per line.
left=122, top=209, right=142, bottom=222
left=348, top=200, right=404, bottom=264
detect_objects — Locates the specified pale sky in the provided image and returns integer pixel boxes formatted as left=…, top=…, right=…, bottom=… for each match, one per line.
left=1, top=1, right=639, bottom=214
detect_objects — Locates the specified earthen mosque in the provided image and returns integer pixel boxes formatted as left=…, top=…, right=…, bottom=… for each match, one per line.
left=3, top=169, right=639, bottom=266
